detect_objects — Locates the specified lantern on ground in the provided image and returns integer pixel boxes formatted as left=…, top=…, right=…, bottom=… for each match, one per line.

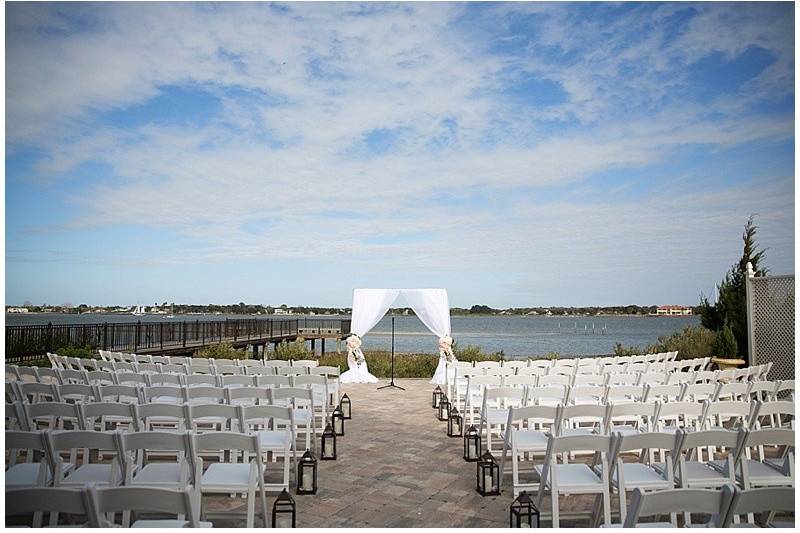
left=438, top=395, right=450, bottom=421
left=476, top=451, right=500, bottom=496
left=447, top=405, right=463, bottom=437
left=340, top=393, right=352, bottom=419
left=332, top=406, right=345, bottom=436
left=321, top=423, right=337, bottom=460
left=272, top=488, right=296, bottom=527
left=510, top=491, right=539, bottom=528
left=463, top=425, right=481, bottom=462
left=432, top=386, right=443, bottom=408
left=296, top=450, right=317, bottom=495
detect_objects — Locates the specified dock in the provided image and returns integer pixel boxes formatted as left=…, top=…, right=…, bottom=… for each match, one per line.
left=5, top=317, right=351, bottom=363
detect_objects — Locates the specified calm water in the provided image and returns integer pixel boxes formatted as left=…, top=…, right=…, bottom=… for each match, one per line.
left=6, top=312, right=698, bottom=357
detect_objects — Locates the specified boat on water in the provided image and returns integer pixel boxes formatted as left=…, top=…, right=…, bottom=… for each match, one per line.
left=132, top=305, right=146, bottom=316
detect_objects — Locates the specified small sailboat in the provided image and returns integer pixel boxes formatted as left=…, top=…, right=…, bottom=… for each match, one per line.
left=132, top=305, right=146, bottom=316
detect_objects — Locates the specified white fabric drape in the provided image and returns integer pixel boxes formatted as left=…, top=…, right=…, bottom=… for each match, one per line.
left=340, top=289, right=401, bottom=383
left=340, top=288, right=455, bottom=386
left=401, top=289, right=454, bottom=385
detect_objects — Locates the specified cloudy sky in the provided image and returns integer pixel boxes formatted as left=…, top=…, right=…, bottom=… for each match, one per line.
left=5, top=1, right=795, bottom=308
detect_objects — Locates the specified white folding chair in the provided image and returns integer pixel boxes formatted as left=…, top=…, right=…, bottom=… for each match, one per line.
left=247, top=365, right=276, bottom=376
left=534, top=434, right=613, bottom=527
left=82, top=401, right=138, bottom=432
left=568, top=385, right=605, bottom=406
left=6, top=430, right=56, bottom=488
left=226, top=386, right=270, bottom=406
left=465, top=375, right=502, bottom=425
left=238, top=404, right=294, bottom=492
left=185, top=373, right=218, bottom=387
left=311, top=365, right=341, bottom=405
left=572, top=374, right=607, bottom=387
left=184, top=385, right=226, bottom=406
left=605, top=402, right=657, bottom=436
left=606, top=373, right=639, bottom=386
left=221, top=374, right=257, bottom=388
left=135, top=402, right=187, bottom=433
left=146, top=372, right=184, bottom=387
left=500, top=404, right=562, bottom=496
left=86, top=370, right=115, bottom=386
left=87, top=485, right=210, bottom=528
left=642, top=383, right=683, bottom=404
left=98, top=384, right=142, bottom=404
left=293, top=374, right=330, bottom=432
left=118, top=430, right=200, bottom=508
left=257, top=375, right=292, bottom=389
left=15, top=381, right=60, bottom=403
left=269, top=387, right=316, bottom=451
left=723, top=486, right=795, bottom=528
left=604, top=385, right=645, bottom=404
left=525, top=385, right=568, bottom=407
left=57, top=383, right=98, bottom=404
left=608, top=431, right=678, bottom=523
left=479, top=386, right=526, bottom=453
left=215, top=364, right=243, bottom=376
left=143, top=385, right=184, bottom=404
left=25, top=401, right=84, bottom=431
left=192, top=432, right=268, bottom=527
left=622, top=486, right=731, bottom=528
left=735, top=428, right=795, bottom=490
left=6, top=487, right=92, bottom=527
left=292, top=359, right=318, bottom=369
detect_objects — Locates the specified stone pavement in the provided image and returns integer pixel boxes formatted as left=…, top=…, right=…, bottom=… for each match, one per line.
left=211, top=378, right=598, bottom=527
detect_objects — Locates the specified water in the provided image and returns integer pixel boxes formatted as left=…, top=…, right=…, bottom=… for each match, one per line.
left=6, top=312, right=699, bottom=357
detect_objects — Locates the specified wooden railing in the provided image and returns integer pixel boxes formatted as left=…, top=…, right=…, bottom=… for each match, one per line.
left=5, top=318, right=351, bottom=362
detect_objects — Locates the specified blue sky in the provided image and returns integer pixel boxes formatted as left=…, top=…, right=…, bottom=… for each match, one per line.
left=5, top=2, right=795, bottom=308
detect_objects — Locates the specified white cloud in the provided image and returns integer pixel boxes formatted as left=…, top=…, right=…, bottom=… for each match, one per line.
left=5, top=2, right=795, bottom=305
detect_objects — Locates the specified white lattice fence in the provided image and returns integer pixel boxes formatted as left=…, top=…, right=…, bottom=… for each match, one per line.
left=746, top=266, right=794, bottom=381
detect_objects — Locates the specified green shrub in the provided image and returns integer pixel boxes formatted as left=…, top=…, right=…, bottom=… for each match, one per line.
left=615, top=325, right=717, bottom=360
left=713, top=325, right=738, bottom=358
left=56, top=345, right=99, bottom=359
left=452, top=341, right=504, bottom=362
left=196, top=342, right=247, bottom=360
left=273, top=338, right=312, bottom=360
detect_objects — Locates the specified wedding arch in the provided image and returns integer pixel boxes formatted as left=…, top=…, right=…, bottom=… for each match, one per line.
left=342, top=288, right=456, bottom=386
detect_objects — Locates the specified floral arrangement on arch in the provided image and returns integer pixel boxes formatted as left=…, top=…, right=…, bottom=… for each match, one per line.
left=438, top=335, right=455, bottom=363
left=346, top=334, right=366, bottom=366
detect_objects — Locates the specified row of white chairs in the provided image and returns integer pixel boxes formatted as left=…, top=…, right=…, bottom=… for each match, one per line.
left=497, top=427, right=794, bottom=527
left=622, top=485, right=793, bottom=528
left=96, top=350, right=316, bottom=369
left=476, top=392, right=793, bottom=453
left=7, top=428, right=289, bottom=527
left=6, top=485, right=210, bottom=528
left=23, top=358, right=330, bottom=377
left=459, top=377, right=795, bottom=425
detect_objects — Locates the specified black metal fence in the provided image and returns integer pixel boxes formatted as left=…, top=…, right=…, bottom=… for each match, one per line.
left=5, top=318, right=352, bottom=362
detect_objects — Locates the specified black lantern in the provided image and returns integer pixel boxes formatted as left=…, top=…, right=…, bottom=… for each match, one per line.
left=510, top=491, right=539, bottom=528
left=272, top=488, right=296, bottom=527
left=296, top=450, right=317, bottom=495
left=438, top=395, right=450, bottom=421
left=447, top=405, right=463, bottom=437
left=332, top=406, right=345, bottom=436
left=321, top=423, right=336, bottom=460
left=476, top=451, right=500, bottom=496
left=432, top=385, right=443, bottom=408
left=463, top=425, right=481, bottom=461
left=340, top=393, right=352, bottom=420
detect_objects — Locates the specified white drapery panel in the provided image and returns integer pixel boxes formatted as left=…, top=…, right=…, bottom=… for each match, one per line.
left=349, top=289, right=401, bottom=336
left=347, top=288, right=454, bottom=387
left=400, top=289, right=451, bottom=337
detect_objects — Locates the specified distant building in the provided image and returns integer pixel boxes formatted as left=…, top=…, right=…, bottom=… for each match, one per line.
left=273, top=308, right=291, bottom=315
left=656, top=305, right=693, bottom=316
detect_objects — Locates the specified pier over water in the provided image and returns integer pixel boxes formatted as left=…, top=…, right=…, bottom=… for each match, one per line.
left=5, top=318, right=351, bottom=363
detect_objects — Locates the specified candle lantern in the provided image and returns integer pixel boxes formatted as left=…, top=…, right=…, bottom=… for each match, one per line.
left=321, top=423, right=337, bottom=460
left=476, top=451, right=500, bottom=496
left=332, top=406, right=345, bottom=436
left=296, top=450, right=317, bottom=495
left=272, top=488, right=296, bottom=527
left=447, top=405, right=463, bottom=437
left=510, top=491, right=539, bottom=528
left=340, top=393, right=352, bottom=420
left=438, top=395, right=450, bottom=421
left=432, top=386, right=443, bottom=409
left=463, top=425, right=481, bottom=461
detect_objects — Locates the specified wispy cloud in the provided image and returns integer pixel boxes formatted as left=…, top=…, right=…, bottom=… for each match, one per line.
left=5, top=2, right=794, bottom=306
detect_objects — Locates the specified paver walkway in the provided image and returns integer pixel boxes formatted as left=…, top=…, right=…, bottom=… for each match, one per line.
left=210, top=378, right=597, bottom=527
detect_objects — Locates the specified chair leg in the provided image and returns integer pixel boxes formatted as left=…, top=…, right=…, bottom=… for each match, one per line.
left=246, top=485, right=255, bottom=528
left=551, top=488, right=560, bottom=528
left=603, top=489, right=611, bottom=526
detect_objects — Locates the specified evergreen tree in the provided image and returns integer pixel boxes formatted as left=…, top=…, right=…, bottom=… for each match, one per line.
left=698, top=216, right=767, bottom=358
